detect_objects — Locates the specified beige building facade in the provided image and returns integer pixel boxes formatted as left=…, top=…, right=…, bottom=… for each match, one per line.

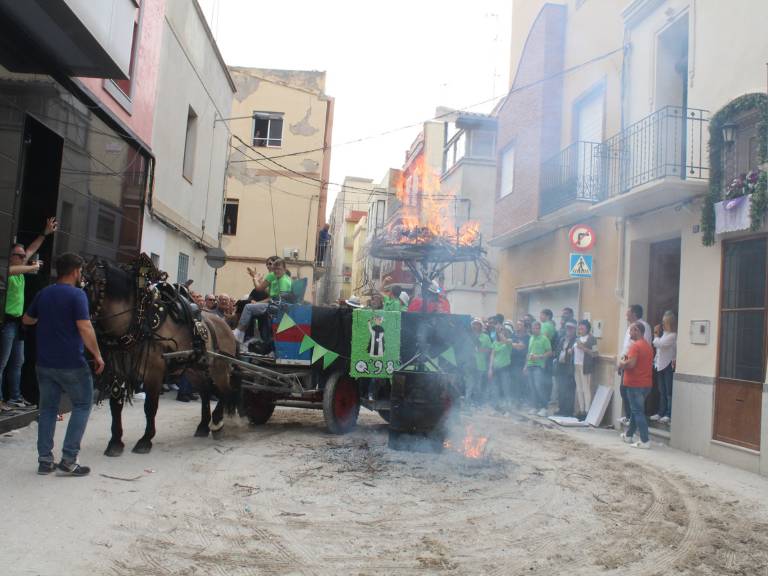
left=497, top=0, right=768, bottom=475
left=324, top=176, right=375, bottom=303
left=491, top=0, right=626, bottom=400
left=217, top=68, right=333, bottom=301
left=597, top=0, right=768, bottom=474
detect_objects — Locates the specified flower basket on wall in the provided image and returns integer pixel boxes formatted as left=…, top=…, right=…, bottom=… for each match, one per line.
left=714, top=194, right=752, bottom=235
left=702, top=93, right=768, bottom=245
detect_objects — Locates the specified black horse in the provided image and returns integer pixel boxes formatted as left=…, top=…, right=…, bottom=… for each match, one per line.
left=84, top=257, right=239, bottom=456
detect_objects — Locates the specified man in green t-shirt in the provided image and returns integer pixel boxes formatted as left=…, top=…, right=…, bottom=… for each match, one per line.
left=524, top=321, right=553, bottom=417
left=488, top=327, right=514, bottom=410
left=1, top=216, right=57, bottom=410
left=466, top=318, right=491, bottom=406
left=233, top=258, right=292, bottom=345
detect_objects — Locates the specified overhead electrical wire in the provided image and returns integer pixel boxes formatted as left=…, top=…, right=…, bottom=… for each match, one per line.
left=226, top=45, right=625, bottom=163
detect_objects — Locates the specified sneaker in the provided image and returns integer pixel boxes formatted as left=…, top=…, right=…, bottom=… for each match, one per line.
left=659, top=416, right=671, bottom=424
left=632, top=441, right=651, bottom=449
left=537, top=408, right=548, bottom=417
left=176, top=393, right=191, bottom=402
left=133, top=392, right=146, bottom=400
left=8, top=398, right=33, bottom=408
left=0, top=401, right=11, bottom=412
left=57, top=461, right=91, bottom=477
left=620, top=432, right=634, bottom=444
left=619, top=416, right=630, bottom=426
left=37, top=461, right=56, bottom=475
left=649, top=414, right=661, bottom=421
left=169, top=383, right=179, bottom=391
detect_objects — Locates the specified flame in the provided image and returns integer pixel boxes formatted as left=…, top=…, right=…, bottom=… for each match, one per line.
left=444, top=425, right=489, bottom=459
left=385, top=155, right=480, bottom=247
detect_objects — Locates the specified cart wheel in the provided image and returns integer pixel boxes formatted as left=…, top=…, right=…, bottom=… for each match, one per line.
left=323, top=372, right=360, bottom=434
left=242, top=390, right=275, bottom=425
left=377, top=409, right=391, bottom=423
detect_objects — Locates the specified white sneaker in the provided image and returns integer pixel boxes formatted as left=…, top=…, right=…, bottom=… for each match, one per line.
left=649, top=414, right=661, bottom=421
left=619, top=416, right=630, bottom=426
left=537, top=408, right=548, bottom=417
left=620, top=432, right=634, bottom=444
left=632, top=441, right=651, bottom=449
left=659, top=416, right=670, bottom=424
left=133, top=392, right=146, bottom=400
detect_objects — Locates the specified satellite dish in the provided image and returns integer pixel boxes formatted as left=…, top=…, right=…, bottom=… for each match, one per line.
left=205, top=247, right=227, bottom=269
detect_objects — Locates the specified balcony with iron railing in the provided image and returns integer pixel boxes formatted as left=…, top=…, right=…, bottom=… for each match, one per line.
left=540, top=141, right=602, bottom=217
left=594, top=105, right=709, bottom=215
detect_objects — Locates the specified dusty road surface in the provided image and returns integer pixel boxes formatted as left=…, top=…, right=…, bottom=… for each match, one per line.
left=4, top=397, right=768, bottom=576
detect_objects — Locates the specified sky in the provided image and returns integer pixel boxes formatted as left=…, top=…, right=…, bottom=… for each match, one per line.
left=197, top=0, right=512, bottom=218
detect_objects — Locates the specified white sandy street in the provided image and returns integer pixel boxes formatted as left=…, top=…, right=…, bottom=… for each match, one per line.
left=3, top=398, right=768, bottom=576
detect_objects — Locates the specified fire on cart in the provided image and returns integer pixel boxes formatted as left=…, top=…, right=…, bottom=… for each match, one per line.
left=228, top=186, right=490, bottom=452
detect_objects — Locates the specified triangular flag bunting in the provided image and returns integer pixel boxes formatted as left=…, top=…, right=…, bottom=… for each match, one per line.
left=299, top=335, right=315, bottom=354
left=322, top=351, right=339, bottom=369
left=312, top=343, right=327, bottom=365
left=276, top=314, right=296, bottom=333
left=440, top=347, right=457, bottom=366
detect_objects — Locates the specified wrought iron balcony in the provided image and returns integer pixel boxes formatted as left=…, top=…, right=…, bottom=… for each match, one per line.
left=599, top=105, right=708, bottom=200
left=540, top=141, right=602, bottom=216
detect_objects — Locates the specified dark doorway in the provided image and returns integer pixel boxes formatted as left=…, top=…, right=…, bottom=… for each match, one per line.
left=14, top=116, right=62, bottom=403
left=645, top=237, right=681, bottom=418
left=647, top=238, right=681, bottom=327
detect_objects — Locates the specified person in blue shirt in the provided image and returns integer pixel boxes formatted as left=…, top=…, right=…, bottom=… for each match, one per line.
left=23, top=252, right=104, bottom=477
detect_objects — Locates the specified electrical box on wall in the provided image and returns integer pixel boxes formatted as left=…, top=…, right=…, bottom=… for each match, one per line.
left=592, top=319, right=603, bottom=338
left=283, top=247, right=299, bottom=259
left=690, top=320, right=710, bottom=345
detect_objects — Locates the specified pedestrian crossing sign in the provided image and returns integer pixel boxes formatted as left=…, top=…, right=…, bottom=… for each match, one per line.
left=569, top=253, right=593, bottom=278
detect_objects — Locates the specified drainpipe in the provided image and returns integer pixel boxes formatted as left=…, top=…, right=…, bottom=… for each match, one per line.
left=615, top=217, right=626, bottom=300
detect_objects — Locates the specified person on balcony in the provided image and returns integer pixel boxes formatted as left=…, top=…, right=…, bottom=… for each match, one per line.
left=316, top=224, right=331, bottom=266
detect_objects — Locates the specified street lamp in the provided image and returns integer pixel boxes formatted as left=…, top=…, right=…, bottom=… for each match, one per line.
left=722, top=122, right=737, bottom=145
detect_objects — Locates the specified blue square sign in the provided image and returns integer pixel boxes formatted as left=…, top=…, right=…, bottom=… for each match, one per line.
left=569, top=253, right=593, bottom=278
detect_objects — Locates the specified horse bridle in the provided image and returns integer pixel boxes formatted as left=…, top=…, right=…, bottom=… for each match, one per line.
left=84, top=255, right=167, bottom=350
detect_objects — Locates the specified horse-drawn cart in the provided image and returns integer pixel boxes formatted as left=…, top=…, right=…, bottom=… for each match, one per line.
left=212, top=303, right=472, bottom=450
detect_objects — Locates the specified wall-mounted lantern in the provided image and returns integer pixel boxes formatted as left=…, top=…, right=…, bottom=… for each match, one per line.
left=721, top=122, right=737, bottom=145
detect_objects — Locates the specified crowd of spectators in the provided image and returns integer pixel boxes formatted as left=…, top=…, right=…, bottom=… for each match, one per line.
left=467, top=308, right=599, bottom=422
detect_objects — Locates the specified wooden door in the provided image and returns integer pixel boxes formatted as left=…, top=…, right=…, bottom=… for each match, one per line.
left=714, top=238, right=765, bottom=450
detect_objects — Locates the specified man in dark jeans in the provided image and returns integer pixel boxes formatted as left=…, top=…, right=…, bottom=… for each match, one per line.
left=618, top=322, right=654, bottom=449
left=23, top=253, right=105, bottom=476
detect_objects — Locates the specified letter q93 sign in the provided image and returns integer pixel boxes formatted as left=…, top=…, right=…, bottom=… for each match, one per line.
left=569, top=225, right=595, bottom=252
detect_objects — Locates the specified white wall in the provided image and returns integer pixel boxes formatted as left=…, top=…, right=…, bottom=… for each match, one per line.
left=144, top=0, right=233, bottom=288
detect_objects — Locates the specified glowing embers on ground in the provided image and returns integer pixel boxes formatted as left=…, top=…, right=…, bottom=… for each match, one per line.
left=444, top=425, right=489, bottom=460
left=385, top=156, right=480, bottom=248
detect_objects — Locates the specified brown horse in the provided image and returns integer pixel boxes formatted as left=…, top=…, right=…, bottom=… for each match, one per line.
left=84, top=258, right=239, bottom=456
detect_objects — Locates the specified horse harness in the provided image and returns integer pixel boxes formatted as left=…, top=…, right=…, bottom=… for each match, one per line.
left=88, top=255, right=211, bottom=401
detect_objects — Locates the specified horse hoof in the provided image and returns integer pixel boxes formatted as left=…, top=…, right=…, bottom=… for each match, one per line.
left=194, top=426, right=210, bottom=438
left=132, top=441, right=152, bottom=454
left=211, top=428, right=224, bottom=441
left=104, top=442, right=125, bottom=457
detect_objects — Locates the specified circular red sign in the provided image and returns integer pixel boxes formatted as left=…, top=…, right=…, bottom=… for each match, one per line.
left=569, top=225, right=595, bottom=252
